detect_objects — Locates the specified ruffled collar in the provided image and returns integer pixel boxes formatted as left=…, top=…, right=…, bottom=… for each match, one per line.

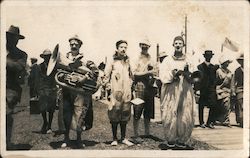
left=113, top=52, right=129, bottom=61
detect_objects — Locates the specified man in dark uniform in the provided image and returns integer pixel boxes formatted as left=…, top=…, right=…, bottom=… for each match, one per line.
left=197, top=50, right=218, bottom=129
left=6, top=25, right=27, bottom=148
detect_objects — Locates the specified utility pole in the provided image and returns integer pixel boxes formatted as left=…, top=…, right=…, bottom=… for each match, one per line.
left=185, top=15, right=187, bottom=54
left=156, top=43, right=159, bottom=62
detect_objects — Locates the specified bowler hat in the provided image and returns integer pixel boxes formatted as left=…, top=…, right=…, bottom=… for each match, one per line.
left=69, top=35, right=82, bottom=45
left=40, top=49, right=52, bottom=58
left=6, top=25, right=25, bottom=39
left=203, top=50, right=214, bottom=56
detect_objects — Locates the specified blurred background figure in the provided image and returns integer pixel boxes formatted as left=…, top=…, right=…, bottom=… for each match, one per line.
left=215, top=55, right=233, bottom=127
left=6, top=25, right=27, bottom=148
left=156, top=51, right=168, bottom=99
left=94, top=62, right=106, bottom=100
left=28, top=57, right=38, bottom=98
left=231, top=53, right=244, bottom=128
left=35, top=49, right=57, bottom=134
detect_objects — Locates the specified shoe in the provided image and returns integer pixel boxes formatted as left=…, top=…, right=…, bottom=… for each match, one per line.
left=175, top=143, right=186, bottom=149
left=46, top=128, right=52, bottom=134
left=166, top=142, right=175, bottom=148
left=222, top=123, right=232, bottom=128
left=111, top=140, right=118, bottom=146
left=133, top=137, right=144, bottom=144
left=41, top=123, right=48, bottom=134
left=122, top=139, right=134, bottom=146
left=61, top=142, right=67, bottom=148
left=206, top=124, right=215, bottom=129
left=200, top=124, right=206, bottom=128
left=76, top=141, right=85, bottom=148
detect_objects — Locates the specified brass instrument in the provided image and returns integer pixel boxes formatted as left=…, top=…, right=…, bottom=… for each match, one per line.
left=47, top=44, right=97, bottom=94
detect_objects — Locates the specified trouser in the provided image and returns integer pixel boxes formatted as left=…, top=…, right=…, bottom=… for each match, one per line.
left=199, top=104, right=216, bottom=125
left=6, top=88, right=21, bottom=149
left=111, top=121, right=127, bottom=141
left=235, top=98, right=243, bottom=125
left=217, top=99, right=231, bottom=124
left=133, top=118, right=150, bottom=137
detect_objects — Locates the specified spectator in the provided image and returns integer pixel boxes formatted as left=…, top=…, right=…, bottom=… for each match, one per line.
left=35, top=49, right=57, bottom=134
left=216, top=55, right=233, bottom=127
left=231, top=53, right=244, bottom=127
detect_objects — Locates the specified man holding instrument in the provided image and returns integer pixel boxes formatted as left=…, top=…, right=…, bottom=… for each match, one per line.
left=60, top=35, right=99, bottom=148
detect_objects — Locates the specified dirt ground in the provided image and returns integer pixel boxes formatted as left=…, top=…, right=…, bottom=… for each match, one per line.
left=6, top=84, right=217, bottom=150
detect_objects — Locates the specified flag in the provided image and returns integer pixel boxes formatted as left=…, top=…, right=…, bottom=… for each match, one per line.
left=221, top=37, right=239, bottom=52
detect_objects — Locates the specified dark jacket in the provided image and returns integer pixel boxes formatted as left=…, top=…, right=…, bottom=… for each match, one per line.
left=197, top=62, right=217, bottom=106
left=6, top=46, right=27, bottom=91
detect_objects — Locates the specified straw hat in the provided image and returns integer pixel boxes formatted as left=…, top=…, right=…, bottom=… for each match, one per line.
left=69, top=35, right=83, bottom=45
left=219, top=55, right=232, bottom=65
left=40, top=49, right=52, bottom=58
left=139, top=39, right=151, bottom=47
left=159, top=51, right=168, bottom=58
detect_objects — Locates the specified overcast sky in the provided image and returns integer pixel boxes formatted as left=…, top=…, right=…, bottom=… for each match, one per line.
left=2, top=0, right=249, bottom=71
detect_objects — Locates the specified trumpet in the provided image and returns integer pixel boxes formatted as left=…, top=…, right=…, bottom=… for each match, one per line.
left=47, top=44, right=98, bottom=94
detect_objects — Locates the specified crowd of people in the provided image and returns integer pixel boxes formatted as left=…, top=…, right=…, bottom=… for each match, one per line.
left=6, top=25, right=244, bottom=150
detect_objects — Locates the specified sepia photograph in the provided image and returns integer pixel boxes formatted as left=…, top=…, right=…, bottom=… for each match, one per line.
left=0, top=0, right=249, bottom=157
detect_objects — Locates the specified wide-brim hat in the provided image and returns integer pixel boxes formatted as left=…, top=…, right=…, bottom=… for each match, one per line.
left=159, top=51, right=168, bottom=58
left=219, top=55, right=233, bottom=65
left=69, top=35, right=83, bottom=45
left=139, top=39, right=151, bottom=47
left=236, top=53, right=244, bottom=61
left=6, top=25, right=25, bottom=39
left=40, top=49, right=52, bottom=58
left=203, top=50, right=214, bottom=56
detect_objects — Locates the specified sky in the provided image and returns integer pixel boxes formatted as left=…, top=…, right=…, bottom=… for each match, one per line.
left=1, top=0, right=249, bottom=71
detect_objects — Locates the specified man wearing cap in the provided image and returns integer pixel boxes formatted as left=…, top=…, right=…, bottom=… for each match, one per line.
left=35, top=49, right=57, bottom=134
left=6, top=25, right=27, bottom=148
left=216, top=55, right=233, bottom=127
left=231, top=54, right=244, bottom=127
left=61, top=35, right=99, bottom=148
left=197, top=50, right=218, bottom=129
left=133, top=38, right=157, bottom=143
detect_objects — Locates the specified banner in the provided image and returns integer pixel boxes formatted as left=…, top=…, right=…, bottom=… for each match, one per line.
left=221, top=37, right=239, bottom=52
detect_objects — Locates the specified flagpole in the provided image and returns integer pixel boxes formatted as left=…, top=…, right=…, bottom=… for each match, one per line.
left=185, top=15, right=187, bottom=54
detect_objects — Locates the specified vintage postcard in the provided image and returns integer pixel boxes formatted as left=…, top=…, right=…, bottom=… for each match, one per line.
left=1, top=0, right=249, bottom=158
